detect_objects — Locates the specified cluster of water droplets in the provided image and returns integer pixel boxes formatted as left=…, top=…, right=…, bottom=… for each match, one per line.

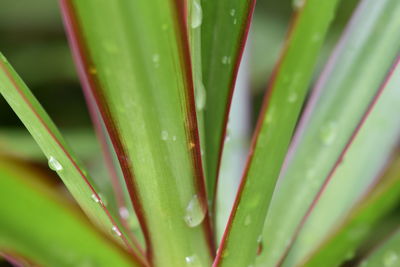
left=184, top=195, right=206, bottom=227
left=161, top=130, right=177, bottom=142
left=230, top=8, right=238, bottom=25
left=221, top=56, right=232, bottom=65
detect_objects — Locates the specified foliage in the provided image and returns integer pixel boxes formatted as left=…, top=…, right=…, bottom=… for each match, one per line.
left=1, top=0, right=400, bottom=266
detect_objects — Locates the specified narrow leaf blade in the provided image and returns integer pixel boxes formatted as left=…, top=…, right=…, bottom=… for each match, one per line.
left=258, top=1, right=400, bottom=266
left=0, top=54, right=143, bottom=263
left=0, top=158, right=137, bottom=267
left=61, top=1, right=213, bottom=266
left=215, top=1, right=340, bottom=266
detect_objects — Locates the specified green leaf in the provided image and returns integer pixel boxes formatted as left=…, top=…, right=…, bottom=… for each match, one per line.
left=0, top=54, right=145, bottom=264
left=281, top=54, right=400, bottom=266
left=214, top=1, right=340, bottom=266
left=60, top=1, right=213, bottom=266
left=0, top=157, right=137, bottom=267
left=201, top=0, right=255, bottom=204
left=302, top=154, right=400, bottom=267
left=257, top=0, right=400, bottom=266
left=359, top=227, right=400, bottom=267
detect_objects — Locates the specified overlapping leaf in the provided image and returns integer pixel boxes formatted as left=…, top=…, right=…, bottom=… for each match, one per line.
left=258, top=0, right=400, bottom=266
left=281, top=54, right=400, bottom=266
left=302, top=153, right=400, bottom=267
left=0, top=54, right=144, bottom=263
left=214, top=1, right=341, bottom=266
left=60, top=1, right=213, bottom=266
left=200, top=0, right=256, bottom=204
left=0, top=157, right=137, bottom=267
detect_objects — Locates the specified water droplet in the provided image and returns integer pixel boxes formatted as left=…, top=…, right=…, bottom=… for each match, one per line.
left=230, top=9, right=236, bottom=16
left=184, top=195, right=206, bottom=227
left=152, top=54, right=160, bottom=68
left=185, top=255, right=200, bottom=266
left=265, top=106, right=275, bottom=124
left=172, top=135, right=177, bottom=141
left=384, top=251, right=399, bottom=266
left=221, top=56, right=232, bottom=65
left=293, top=0, right=306, bottom=10
left=288, top=91, right=298, bottom=103
left=91, top=194, right=100, bottom=203
left=111, top=226, right=122, bottom=237
left=319, top=121, right=338, bottom=145
left=312, top=33, right=321, bottom=43
left=161, top=130, right=169, bottom=141
left=225, top=134, right=231, bottom=143
left=233, top=19, right=238, bottom=25
left=191, top=0, right=203, bottom=29
left=161, top=23, right=168, bottom=31
left=48, top=156, right=63, bottom=171
left=189, top=142, right=196, bottom=149
left=244, top=215, right=252, bottom=226
left=119, top=207, right=129, bottom=220
left=195, top=82, right=206, bottom=111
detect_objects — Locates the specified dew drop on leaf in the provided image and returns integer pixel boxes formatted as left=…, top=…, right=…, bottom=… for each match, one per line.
left=383, top=250, right=399, bottom=266
left=292, top=0, right=306, bottom=10
left=111, top=226, right=122, bottom=237
left=119, top=206, right=129, bottom=220
left=152, top=54, right=160, bottom=68
left=287, top=91, right=298, bottom=103
left=319, top=121, right=338, bottom=145
left=191, top=0, right=203, bottom=29
left=48, top=156, right=63, bottom=171
left=161, top=130, right=169, bottom=141
left=185, top=255, right=200, bottom=266
left=244, top=215, right=252, bottom=226
left=195, top=82, right=206, bottom=111
left=221, top=56, right=231, bottom=65
left=230, top=9, right=236, bottom=16
left=91, top=194, right=100, bottom=203
left=184, top=195, right=206, bottom=227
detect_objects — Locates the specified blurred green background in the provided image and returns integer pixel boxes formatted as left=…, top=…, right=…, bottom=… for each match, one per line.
left=0, top=0, right=358, bottom=142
